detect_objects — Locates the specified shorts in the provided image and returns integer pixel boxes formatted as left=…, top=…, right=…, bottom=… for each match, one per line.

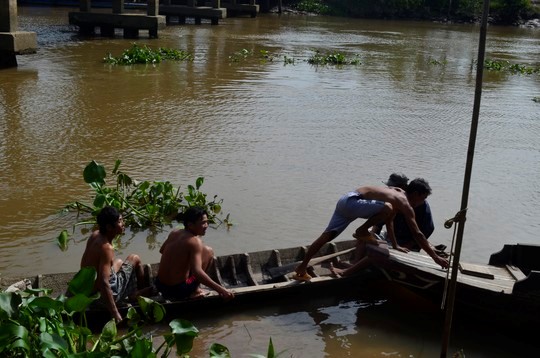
left=323, top=191, right=386, bottom=236
left=109, top=262, right=137, bottom=302
left=155, top=276, right=200, bottom=300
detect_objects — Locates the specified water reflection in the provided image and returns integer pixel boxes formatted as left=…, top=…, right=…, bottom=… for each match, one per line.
left=158, top=282, right=538, bottom=357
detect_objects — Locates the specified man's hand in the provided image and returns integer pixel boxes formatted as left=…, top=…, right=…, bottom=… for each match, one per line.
left=433, top=255, right=449, bottom=269
left=219, top=288, right=235, bottom=301
left=394, top=245, right=410, bottom=253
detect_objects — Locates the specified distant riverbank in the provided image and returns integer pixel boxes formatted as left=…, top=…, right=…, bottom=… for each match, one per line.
left=281, top=0, right=540, bottom=26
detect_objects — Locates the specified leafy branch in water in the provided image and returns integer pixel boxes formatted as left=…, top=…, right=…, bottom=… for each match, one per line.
left=58, top=160, right=231, bottom=250
left=104, top=43, right=193, bottom=65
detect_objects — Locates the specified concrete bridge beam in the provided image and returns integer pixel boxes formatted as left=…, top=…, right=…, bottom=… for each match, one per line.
left=0, top=0, right=37, bottom=68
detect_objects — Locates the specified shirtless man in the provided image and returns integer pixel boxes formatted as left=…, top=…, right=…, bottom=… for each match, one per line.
left=80, top=206, right=153, bottom=322
left=294, top=179, right=449, bottom=280
left=155, top=207, right=234, bottom=301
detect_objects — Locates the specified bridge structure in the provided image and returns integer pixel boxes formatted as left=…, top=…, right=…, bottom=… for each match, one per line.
left=0, top=0, right=37, bottom=68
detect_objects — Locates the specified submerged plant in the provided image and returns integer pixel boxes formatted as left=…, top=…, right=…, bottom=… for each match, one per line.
left=483, top=59, right=539, bottom=75
left=104, top=43, right=193, bottom=65
left=229, top=48, right=254, bottom=62
left=293, top=0, right=331, bottom=15
left=428, top=58, right=448, bottom=66
left=60, top=160, right=231, bottom=241
left=307, top=50, right=361, bottom=66
left=283, top=55, right=296, bottom=66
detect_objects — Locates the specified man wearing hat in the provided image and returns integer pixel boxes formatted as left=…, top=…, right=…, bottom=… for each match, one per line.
left=377, top=173, right=439, bottom=252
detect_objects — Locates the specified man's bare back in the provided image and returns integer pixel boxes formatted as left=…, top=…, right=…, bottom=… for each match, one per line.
left=356, top=186, right=412, bottom=215
left=157, top=229, right=199, bottom=286
left=80, top=232, right=115, bottom=292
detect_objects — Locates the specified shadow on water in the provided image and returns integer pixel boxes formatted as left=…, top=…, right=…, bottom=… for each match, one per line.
left=145, top=281, right=539, bottom=357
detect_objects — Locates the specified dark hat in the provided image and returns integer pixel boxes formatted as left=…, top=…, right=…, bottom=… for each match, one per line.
left=384, top=173, right=409, bottom=189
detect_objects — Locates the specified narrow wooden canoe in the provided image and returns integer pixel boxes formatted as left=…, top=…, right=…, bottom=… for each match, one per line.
left=1, top=240, right=376, bottom=326
left=371, top=242, right=540, bottom=327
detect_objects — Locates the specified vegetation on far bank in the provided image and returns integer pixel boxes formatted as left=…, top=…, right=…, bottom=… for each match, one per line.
left=285, top=0, right=540, bottom=25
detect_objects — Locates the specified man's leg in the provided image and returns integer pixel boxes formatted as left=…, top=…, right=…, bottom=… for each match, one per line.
left=295, top=231, right=338, bottom=277
left=124, top=254, right=155, bottom=298
left=353, top=203, right=393, bottom=243
left=201, top=245, right=215, bottom=272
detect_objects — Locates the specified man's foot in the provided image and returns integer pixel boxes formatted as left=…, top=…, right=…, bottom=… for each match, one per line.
left=328, top=263, right=345, bottom=278
left=189, top=288, right=209, bottom=299
left=291, top=271, right=312, bottom=282
left=352, top=232, right=379, bottom=245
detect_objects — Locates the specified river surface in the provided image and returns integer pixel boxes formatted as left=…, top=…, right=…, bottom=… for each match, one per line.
left=1, top=6, right=539, bottom=356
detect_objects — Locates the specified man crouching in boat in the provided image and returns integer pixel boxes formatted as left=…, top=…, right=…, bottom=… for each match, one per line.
left=80, top=206, right=154, bottom=323
left=294, top=180, right=449, bottom=280
left=155, top=207, right=234, bottom=301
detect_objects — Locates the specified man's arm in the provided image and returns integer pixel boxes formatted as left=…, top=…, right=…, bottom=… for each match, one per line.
left=385, top=214, right=409, bottom=253
left=189, top=239, right=234, bottom=300
left=419, top=202, right=435, bottom=239
left=402, top=205, right=448, bottom=269
left=98, top=246, right=122, bottom=322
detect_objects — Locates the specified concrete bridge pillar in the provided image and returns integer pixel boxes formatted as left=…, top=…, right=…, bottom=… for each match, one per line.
left=0, top=0, right=37, bottom=68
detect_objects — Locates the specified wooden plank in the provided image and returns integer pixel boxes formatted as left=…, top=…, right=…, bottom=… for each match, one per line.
left=506, top=264, right=527, bottom=281
left=459, top=262, right=495, bottom=279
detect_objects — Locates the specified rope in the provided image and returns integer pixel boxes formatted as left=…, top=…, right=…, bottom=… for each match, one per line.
left=440, top=208, right=467, bottom=309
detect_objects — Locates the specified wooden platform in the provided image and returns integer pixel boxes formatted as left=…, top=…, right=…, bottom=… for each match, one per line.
left=385, top=247, right=519, bottom=293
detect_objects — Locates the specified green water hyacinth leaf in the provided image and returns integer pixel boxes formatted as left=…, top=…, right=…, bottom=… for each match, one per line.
left=169, top=319, right=199, bottom=354
left=28, top=296, right=64, bottom=313
left=131, top=339, right=156, bottom=357
left=0, top=292, right=21, bottom=320
left=68, top=267, right=97, bottom=296
left=83, top=160, right=107, bottom=185
left=0, top=323, right=30, bottom=352
left=65, top=293, right=97, bottom=313
left=57, top=230, right=69, bottom=251
left=100, top=319, right=117, bottom=342
left=138, top=296, right=165, bottom=323
left=210, top=343, right=231, bottom=357
left=40, top=332, right=69, bottom=355
left=93, top=193, right=107, bottom=208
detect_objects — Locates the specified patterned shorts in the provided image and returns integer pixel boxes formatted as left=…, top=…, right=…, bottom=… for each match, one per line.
left=110, top=261, right=137, bottom=302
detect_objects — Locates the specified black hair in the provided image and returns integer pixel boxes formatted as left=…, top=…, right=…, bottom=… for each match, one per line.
left=405, top=178, right=432, bottom=196
left=97, top=206, right=121, bottom=234
left=176, top=207, right=208, bottom=226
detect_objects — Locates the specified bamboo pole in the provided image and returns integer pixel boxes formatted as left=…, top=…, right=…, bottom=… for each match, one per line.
left=440, top=1, right=490, bottom=357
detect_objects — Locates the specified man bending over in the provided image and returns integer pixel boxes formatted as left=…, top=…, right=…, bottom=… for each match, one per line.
left=294, top=179, right=449, bottom=280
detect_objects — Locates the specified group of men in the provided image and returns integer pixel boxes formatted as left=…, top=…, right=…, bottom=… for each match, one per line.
left=81, top=173, right=449, bottom=321
left=81, top=206, right=234, bottom=322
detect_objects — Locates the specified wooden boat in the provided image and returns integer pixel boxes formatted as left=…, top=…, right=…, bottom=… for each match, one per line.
left=1, top=240, right=377, bottom=326
left=370, top=242, right=540, bottom=327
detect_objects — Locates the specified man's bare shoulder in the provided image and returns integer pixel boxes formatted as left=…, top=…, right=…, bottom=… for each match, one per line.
left=164, top=229, right=200, bottom=249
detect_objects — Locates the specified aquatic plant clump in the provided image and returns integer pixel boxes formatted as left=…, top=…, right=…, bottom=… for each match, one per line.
left=104, top=43, right=193, bottom=65
left=60, top=160, right=231, bottom=238
left=307, top=50, right=361, bottom=66
left=484, top=59, right=540, bottom=75
left=292, top=0, right=331, bottom=15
